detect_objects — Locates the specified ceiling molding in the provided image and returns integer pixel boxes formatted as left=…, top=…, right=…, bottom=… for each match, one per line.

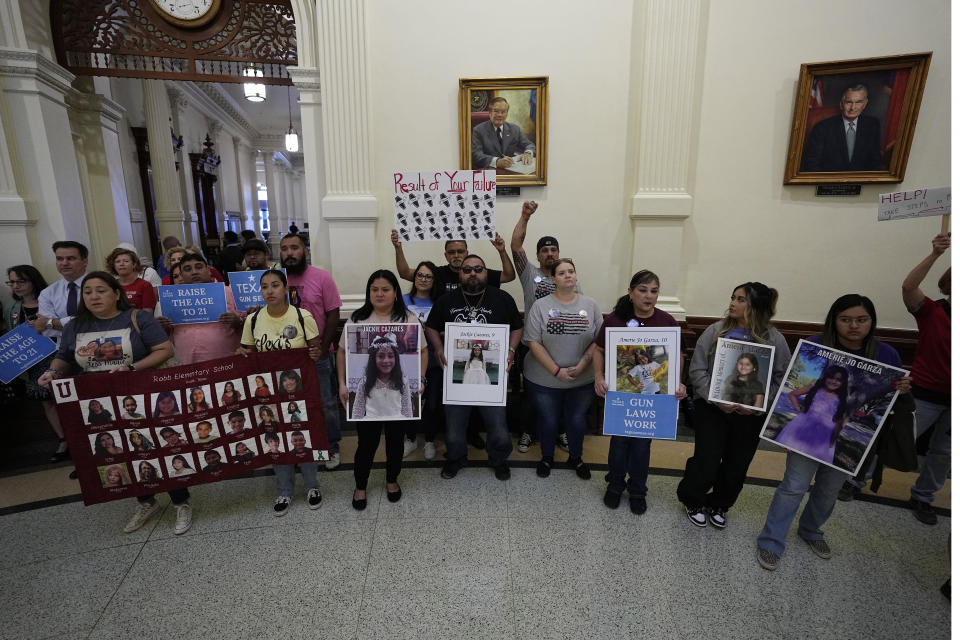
left=174, top=80, right=256, bottom=143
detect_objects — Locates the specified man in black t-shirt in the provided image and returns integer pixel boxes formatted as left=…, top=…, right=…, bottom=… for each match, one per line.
left=425, top=255, right=523, bottom=480
left=390, top=231, right=516, bottom=293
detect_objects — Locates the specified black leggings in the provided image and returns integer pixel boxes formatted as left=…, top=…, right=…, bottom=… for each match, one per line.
left=354, top=420, right=404, bottom=490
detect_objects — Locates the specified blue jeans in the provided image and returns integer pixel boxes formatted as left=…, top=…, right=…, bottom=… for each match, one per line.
left=274, top=462, right=318, bottom=497
left=911, top=398, right=951, bottom=503
left=605, top=435, right=652, bottom=497
left=444, top=404, right=512, bottom=467
left=756, top=452, right=849, bottom=555
left=315, top=355, right=341, bottom=454
left=525, top=379, right=594, bottom=459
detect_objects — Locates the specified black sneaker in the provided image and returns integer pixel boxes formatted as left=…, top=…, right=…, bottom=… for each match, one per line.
left=536, top=458, right=552, bottom=478
left=708, top=507, right=727, bottom=529
left=517, top=432, right=533, bottom=453
left=836, top=483, right=859, bottom=502
left=494, top=464, right=511, bottom=481
left=686, top=506, right=707, bottom=527
left=629, top=495, right=647, bottom=515
left=307, top=488, right=322, bottom=509
left=273, top=496, right=290, bottom=517
left=909, top=498, right=938, bottom=525
left=441, top=461, right=460, bottom=479
left=556, top=432, right=570, bottom=452
left=603, top=489, right=621, bottom=509
left=567, top=457, right=591, bottom=480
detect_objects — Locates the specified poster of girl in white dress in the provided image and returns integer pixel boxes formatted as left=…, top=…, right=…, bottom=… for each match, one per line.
left=344, top=323, right=421, bottom=421
left=443, top=323, right=510, bottom=406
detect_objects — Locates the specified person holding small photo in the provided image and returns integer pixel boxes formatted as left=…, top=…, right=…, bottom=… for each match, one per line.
left=756, top=294, right=910, bottom=570
left=239, top=268, right=323, bottom=516
left=721, top=353, right=765, bottom=408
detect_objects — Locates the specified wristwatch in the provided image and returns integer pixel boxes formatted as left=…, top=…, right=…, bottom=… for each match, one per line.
left=45, top=318, right=53, bottom=330
left=127, top=364, right=136, bottom=371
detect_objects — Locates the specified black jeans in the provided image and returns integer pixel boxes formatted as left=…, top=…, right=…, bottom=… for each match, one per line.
left=139, top=488, right=189, bottom=505
left=404, top=366, right=443, bottom=442
left=676, top=399, right=763, bottom=511
left=354, top=420, right=404, bottom=490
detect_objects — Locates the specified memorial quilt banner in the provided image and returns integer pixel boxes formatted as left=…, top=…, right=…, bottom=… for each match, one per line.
left=760, top=340, right=906, bottom=475
left=53, top=349, right=328, bottom=505
left=158, top=283, right=228, bottom=324
left=228, top=269, right=287, bottom=311
left=392, top=169, right=497, bottom=242
left=343, top=323, right=422, bottom=421
left=707, top=338, right=776, bottom=412
left=0, top=323, right=57, bottom=384
left=601, top=326, right=681, bottom=439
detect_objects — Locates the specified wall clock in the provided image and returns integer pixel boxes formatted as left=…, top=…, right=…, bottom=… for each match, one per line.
left=148, top=0, right=223, bottom=29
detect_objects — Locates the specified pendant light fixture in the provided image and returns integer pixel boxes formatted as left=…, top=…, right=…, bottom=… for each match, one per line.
left=284, top=85, right=299, bottom=152
left=243, top=64, right=265, bottom=102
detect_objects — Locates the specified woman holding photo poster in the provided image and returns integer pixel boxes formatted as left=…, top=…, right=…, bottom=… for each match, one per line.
left=677, top=282, right=790, bottom=529
left=756, top=294, right=910, bottom=570
left=593, top=270, right=686, bottom=515
left=35, top=272, right=190, bottom=535
left=524, top=259, right=602, bottom=480
left=239, top=269, right=323, bottom=517
left=337, top=270, right=427, bottom=510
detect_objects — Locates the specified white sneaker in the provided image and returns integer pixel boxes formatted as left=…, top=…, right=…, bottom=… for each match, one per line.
left=173, top=503, right=193, bottom=535
left=423, top=441, right=436, bottom=460
left=325, top=451, right=341, bottom=470
left=517, top=433, right=533, bottom=453
left=123, top=499, right=160, bottom=533
left=274, top=495, right=291, bottom=517
left=402, top=438, right=418, bottom=458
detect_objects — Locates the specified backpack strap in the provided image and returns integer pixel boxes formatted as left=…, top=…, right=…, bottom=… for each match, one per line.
left=294, top=305, right=306, bottom=339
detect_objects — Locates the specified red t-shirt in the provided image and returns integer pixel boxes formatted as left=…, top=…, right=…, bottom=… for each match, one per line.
left=911, top=297, right=950, bottom=396
left=122, top=278, right=158, bottom=310
left=594, top=307, right=680, bottom=350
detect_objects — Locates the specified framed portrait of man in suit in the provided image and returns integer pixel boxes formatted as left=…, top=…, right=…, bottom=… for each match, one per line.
left=459, top=76, right=549, bottom=186
left=783, top=53, right=931, bottom=185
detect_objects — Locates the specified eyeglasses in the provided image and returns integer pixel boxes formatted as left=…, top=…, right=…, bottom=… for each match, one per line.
left=460, top=265, right=485, bottom=274
left=5, top=280, right=27, bottom=286
left=415, top=273, right=434, bottom=280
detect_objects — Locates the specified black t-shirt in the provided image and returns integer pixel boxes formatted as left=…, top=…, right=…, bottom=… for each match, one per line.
left=426, top=287, right=522, bottom=332
left=435, top=265, right=503, bottom=293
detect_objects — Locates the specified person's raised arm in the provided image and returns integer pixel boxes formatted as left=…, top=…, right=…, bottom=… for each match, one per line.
left=391, top=229, right=416, bottom=281
left=510, top=201, right=538, bottom=274
left=902, top=233, right=950, bottom=313
left=491, top=233, right=516, bottom=283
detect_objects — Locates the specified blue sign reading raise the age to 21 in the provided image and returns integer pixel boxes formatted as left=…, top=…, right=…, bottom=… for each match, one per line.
left=158, top=283, right=228, bottom=324
left=228, top=269, right=287, bottom=311
left=602, top=391, right=678, bottom=440
left=0, top=323, right=57, bottom=384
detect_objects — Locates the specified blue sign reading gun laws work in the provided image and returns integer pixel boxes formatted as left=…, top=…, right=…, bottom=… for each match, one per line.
left=158, top=283, right=228, bottom=324
left=228, top=269, right=287, bottom=311
left=0, top=323, right=57, bottom=384
left=602, top=391, right=678, bottom=440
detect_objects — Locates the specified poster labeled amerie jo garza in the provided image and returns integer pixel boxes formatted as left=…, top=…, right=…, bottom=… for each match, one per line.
left=52, top=350, right=327, bottom=505
left=392, top=170, right=496, bottom=242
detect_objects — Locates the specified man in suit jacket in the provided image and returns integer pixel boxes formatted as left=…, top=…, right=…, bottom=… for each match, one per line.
left=801, top=84, right=882, bottom=172
left=471, top=96, right=536, bottom=170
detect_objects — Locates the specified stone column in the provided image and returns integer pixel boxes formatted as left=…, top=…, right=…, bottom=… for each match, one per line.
left=625, top=0, right=707, bottom=320
left=206, top=119, right=225, bottom=235
left=167, top=86, right=196, bottom=246
left=262, top=154, right=281, bottom=256
left=142, top=79, right=186, bottom=243
left=235, top=139, right=256, bottom=230
left=273, top=162, right=288, bottom=234
left=288, top=0, right=376, bottom=303
left=248, top=148, right=261, bottom=233
left=283, top=165, right=296, bottom=231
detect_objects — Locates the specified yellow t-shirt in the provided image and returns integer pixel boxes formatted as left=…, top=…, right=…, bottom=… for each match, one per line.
left=241, top=305, right=319, bottom=352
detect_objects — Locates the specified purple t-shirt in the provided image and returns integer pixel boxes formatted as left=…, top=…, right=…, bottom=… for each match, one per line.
left=285, top=266, right=342, bottom=341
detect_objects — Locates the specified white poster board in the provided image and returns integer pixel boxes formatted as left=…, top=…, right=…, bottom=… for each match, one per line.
left=707, top=338, right=776, bottom=412
left=442, top=322, right=509, bottom=406
left=603, top=327, right=680, bottom=395
left=392, top=170, right=496, bottom=242
left=877, top=186, right=950, bottom=221
left=343, top=323, right=421, bottom=421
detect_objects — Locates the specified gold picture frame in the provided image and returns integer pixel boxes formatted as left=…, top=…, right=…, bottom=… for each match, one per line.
left=783, top=52, right=931, bottom=185
left=459, top=76, right=548, bottom=186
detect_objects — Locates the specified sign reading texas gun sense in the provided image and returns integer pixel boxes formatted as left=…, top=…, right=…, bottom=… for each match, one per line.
left=52, top=350, right=328, bottom=505
left=393, top=169, right=496, bottom=242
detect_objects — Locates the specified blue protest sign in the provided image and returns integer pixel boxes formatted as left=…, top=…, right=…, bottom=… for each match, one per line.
left=228, top=269, right=287, bottom=311
left=158, top=283, right=228, bottom=324
left=602, top=391, right=678, bottom=440
left=0, top=323, right=57, bottom=384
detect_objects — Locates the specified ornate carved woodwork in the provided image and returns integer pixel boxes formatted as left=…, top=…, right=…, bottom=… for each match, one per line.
left=51, top=0, right=297, bottom=85
left=189, top=135, right=222, bottom=248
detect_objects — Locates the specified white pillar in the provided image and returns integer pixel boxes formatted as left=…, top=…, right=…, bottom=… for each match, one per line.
left=167, top=86, right=196, bottom=246
left=142, top=79, right=186, bottom=242
left=263, top=155, right=281, bottom=255
left=206, top=119, right=225, bottom=235
left=288, top=0, right=376, bottom=302
left=283, top=165, right=296, bottom=231
left=0, top=64, right=31, bottom=272
left=236, top=140, right=256, bottom=230
left=626, top=0, right=707, bottom=320
left=247, top=148, right=260, bottom=232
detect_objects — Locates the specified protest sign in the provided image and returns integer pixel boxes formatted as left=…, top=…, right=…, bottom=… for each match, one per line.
left=708, top=338, right=775, bottom=412
left=0, top=323, right=57, bottom=384
left=878, top=186, right=950, bottom=221
left=442, top=323, right=509, bottom=406
left=760, top=340, right=906, bottom=474
left=601, top=327, right=681, bottom=439
left=52, top=349, right=328, bottom=505
left=392, top=169, right=496, bottom=242
left=228, top=269, right=287, bottom=311
left=343, top=323, right=421, bottom=421
left=158, top=283, right=228, bottom=324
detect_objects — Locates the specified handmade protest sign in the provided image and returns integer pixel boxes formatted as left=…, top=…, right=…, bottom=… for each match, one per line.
left=442, top=322, right=509, bottom=406
left=760, top=340, right=906, bottom=475
left=878, top=186, right=950, bottom=222
left=343, top=323, right=421, bottom=421
left=228, top=269, right=287, bottom=311
left=601, top=326, right=681, bottom=440
left=158, top=283, right=228, bottom=324
left=52, top=349, right=328, bottom=505
left=392, top=169, right=496, bottom=242
left=708, top=338, right=775, bottom=412
left=0, top=323, right=57, bottom=384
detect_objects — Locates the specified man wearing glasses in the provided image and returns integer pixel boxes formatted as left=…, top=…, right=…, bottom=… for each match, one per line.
left=425, top=255, right=523, bottom=481
left=391, top=233, right=516, bottom=294
left=471, top=96, right=536, bottom=170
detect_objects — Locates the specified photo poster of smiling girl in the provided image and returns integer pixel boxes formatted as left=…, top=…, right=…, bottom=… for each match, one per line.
left=344, top=323, right=421, bottom=421
left=760, top=340, right=907, bottom=475
left=708, top=338, right=776, bottom=412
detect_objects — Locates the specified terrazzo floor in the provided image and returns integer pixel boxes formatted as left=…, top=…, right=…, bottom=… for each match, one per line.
left=0, top=458, right=951, bottom=640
